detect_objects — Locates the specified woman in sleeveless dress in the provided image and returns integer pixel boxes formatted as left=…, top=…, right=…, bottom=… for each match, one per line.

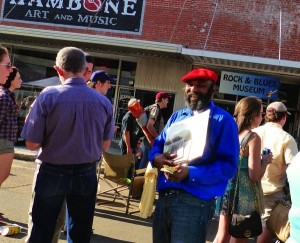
left=214, top=96, right=273, bottom=243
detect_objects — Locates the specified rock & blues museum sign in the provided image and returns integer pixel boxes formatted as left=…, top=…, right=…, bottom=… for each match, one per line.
left=219, top=71, right=280, bottom=100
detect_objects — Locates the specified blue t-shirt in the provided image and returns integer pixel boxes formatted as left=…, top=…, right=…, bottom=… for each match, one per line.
left=149, top=101, right=239, bottom=200
left=21, top=77, right=114, bottom=165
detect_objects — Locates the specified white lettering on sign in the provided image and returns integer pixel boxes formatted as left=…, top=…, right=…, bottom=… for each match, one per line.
left=104, top=0, right=118, bottom=14
left=219, top=71, right=280, bottom=99
left=54, top=14, right=73, bottom=21
left=122, top=0, right=137, bottom=16
left=25, top=9, right=49, bottom=19
left=9, top=0, right=136, bottom=16
left=46, top=0, right=63, bottom=9
left=66, top=0, right=81, bottom=11
left=4, top=0, right=144, bottom=33
left=77, top=15, right=117, bottom=25
left=9, top=0, right=43, bottom=7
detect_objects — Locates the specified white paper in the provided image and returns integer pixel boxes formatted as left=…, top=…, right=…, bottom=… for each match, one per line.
left=163, top=109, right=210, bottom=164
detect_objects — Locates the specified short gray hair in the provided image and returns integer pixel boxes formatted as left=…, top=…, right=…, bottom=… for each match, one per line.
left=56, top=47, right=86, bottom=74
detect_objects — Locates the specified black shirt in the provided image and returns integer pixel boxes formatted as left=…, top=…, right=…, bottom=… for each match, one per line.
left=119, top=111, right=144, bottom=154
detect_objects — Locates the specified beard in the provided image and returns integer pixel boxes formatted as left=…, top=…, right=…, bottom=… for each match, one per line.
left=185, top=85, right=214, bottom=111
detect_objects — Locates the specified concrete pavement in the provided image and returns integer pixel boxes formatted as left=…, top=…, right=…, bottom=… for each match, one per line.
left=0, top=158, right=222, bottom=242
left=13, top=139, right=123, bottom=162
left=0, top=159, right=153, bottom=242
left=3, top=141, right=228, bottom=242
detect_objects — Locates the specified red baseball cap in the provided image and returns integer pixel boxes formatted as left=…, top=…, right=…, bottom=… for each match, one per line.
left=156, top=92, right=172, bottom=100
left=182, top=68, right=218, bottom=84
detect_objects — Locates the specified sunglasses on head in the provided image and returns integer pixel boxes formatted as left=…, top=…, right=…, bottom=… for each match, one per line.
left=0, top=62, right=13, bottom=69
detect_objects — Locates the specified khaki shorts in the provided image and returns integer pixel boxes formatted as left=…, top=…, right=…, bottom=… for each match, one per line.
left=261, top=189, right=285, bottom=226
left=0, top=139, right=14, bottom=154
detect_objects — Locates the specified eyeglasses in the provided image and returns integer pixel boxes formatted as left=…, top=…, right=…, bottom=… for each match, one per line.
left=0, top=63, right=13, bottom=69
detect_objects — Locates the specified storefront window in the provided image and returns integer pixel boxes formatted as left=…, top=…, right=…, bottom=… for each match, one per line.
left=93, top=57, right=119, bottom=85
left=119, top=61, right=136, bottom=86
left=14, top=85, right=42, bottom=142
left=115, top=88, right=135, bottom=139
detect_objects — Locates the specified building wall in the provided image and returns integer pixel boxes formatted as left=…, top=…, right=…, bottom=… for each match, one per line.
left=135, top=58, right=191, bottom=110
left=1, top=0, right=299, bottom=61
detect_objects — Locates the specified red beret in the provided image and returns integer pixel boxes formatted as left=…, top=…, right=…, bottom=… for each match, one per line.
left=182, top=68, right=218, bottom=84
left=156, top=92, right=172, bottom=100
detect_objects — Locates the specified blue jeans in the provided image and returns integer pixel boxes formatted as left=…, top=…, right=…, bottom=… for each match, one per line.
left=139, top=138, right=151, bottom=169
left=153, top=190, right=216, bottom=243
left=27, top=162, right=97, bottom=243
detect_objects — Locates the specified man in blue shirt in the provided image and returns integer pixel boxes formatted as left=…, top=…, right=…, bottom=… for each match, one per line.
left=21, top=47, right=114, bottom=243
left=149, top=68, right=239, bottom=243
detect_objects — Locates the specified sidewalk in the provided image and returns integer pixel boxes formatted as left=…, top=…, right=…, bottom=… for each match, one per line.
left=0, top=159, right=153, bottom=242
left=9, top=142, right=223, bottom=242
left=14, top=139, right=122, bottom=162
left=0, top=159, right=221, bottom=242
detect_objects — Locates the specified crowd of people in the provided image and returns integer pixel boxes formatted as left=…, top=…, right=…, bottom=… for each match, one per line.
left=0, top=43, right=299, bottom=243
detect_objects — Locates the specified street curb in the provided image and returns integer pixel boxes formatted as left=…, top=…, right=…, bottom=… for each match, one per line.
left=14, top=140, right=121, bottom=162
left=14, top=152, right=36, bottom=162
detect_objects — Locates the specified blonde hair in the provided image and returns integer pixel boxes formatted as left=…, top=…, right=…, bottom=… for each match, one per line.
left=86, top=80, right=94, bottom=88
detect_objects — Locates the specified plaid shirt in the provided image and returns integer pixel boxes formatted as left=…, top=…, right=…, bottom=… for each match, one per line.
left=0, top=86, right=18, bottom=142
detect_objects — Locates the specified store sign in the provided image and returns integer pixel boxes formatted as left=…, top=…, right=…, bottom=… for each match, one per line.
left=219, top=71, right=279, bottom=100
left=1, top=0, right=146, bottom=34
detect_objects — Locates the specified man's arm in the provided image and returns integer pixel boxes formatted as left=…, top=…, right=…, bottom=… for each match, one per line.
left=102, top=103, right=115, bottom=151
left=21, top=95, right=46, bottom=150
left=26, top=141, right=41, bottom=151
left=284, top=136, right=298, bottom=165
left=123, top=131, right=132, bottom=154
left=103, top=140, right=111, bottom=151
left=147, top=118, right=159, bottom=138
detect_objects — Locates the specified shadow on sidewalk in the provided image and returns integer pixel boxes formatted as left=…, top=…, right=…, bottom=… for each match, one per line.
left=59, top=233, right=136, bottom=243
left=0, top=215, right=28, bottom=240
left=94, top=207, right=152, bottom=227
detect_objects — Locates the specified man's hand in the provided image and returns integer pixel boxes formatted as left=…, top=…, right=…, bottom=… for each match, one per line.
left=165, top=163, right=189, bottom=182
left=25, top=141, right=41, bottom=151
left=153, top=153, right=177, bottom=170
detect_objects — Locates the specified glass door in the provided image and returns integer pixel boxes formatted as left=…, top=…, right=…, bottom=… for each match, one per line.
left=114, top=88, right=135, bottom=139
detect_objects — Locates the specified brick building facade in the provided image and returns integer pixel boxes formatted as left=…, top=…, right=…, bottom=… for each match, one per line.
left=0, top=0, right=299, bottom=141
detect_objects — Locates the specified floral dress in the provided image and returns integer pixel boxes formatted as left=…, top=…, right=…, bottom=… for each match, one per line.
left=220, top=132, right=264, bottom=216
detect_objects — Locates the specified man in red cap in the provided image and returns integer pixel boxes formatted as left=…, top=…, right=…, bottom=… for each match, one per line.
left=147, top=92, right=171, bottom=139
left=149, top=68, right=239, bottom=243
left=139, top=91, right=171, bottom=169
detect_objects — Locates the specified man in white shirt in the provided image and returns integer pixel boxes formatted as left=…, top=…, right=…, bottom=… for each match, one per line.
left=253, top=101, right=298, bottom=243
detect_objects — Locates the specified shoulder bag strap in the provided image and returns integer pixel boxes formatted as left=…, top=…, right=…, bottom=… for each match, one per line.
left=231, top=131, right=254, bottom=214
